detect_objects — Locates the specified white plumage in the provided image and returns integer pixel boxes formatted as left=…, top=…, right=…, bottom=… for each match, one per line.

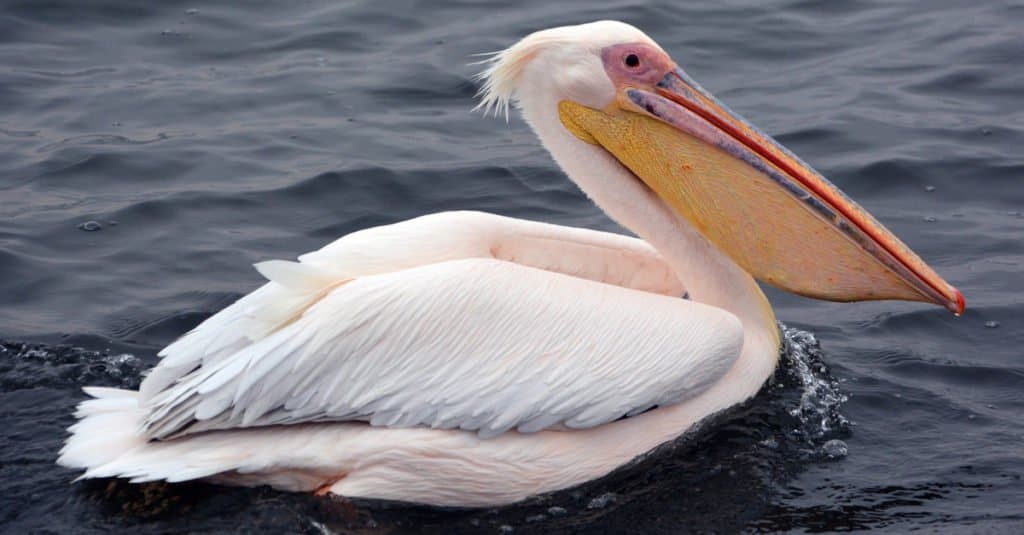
left=60, top=211, right=759, bottom=506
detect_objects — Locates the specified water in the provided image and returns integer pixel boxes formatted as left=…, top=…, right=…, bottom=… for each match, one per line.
left=1, top=0, right=1021, bottom=532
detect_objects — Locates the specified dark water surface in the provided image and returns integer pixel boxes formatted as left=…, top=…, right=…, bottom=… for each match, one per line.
left=1, top=0, right=1022, bottom=533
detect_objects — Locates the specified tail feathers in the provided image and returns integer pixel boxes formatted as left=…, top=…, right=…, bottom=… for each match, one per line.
left=58, top=385, right=339, bottom=489
left=59, top=387, right=148, bottom=473
left=59, top=387, right=243, bottom=484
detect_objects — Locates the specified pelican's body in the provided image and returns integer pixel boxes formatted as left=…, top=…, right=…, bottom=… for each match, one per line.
left=59, top=21, right=961, bottom=507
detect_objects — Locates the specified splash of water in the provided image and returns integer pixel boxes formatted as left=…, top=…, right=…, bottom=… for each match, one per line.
left=776, top=324, right=851, bottom=458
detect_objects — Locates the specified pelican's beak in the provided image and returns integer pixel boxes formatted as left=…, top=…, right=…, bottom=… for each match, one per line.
left=559, top=66, right=964, bottom=314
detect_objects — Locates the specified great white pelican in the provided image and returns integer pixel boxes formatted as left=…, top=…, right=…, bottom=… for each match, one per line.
left=58, top=21, right=962, bottom=507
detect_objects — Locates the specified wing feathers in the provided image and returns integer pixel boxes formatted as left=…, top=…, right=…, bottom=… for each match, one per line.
left=137, top=212, right=732, bottom=440
left=253, top=260, right=341, bottom=292
left=141, top=258, right=741, bottom=440
left=140, top=212, right=684, bottom=405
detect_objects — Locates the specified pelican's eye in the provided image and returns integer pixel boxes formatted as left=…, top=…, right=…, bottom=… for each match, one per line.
left=601, top=43, right=668, bottom=87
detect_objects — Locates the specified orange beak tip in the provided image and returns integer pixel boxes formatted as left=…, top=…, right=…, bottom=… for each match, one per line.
left=953, top=288, right=966, bottom=317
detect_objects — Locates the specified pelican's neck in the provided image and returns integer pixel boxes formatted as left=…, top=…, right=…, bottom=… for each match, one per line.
left=520, top=97, right=781, bottom=406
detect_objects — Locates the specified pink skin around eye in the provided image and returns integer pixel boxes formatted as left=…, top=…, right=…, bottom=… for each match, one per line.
left=600, top=43, right=675, bottom=89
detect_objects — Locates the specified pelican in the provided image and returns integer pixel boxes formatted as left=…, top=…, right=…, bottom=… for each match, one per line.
left=58, top=21, right=962, bottom=507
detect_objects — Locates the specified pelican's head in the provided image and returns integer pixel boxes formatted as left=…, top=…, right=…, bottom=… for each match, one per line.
left=477, top=21, right=963, bottom=314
